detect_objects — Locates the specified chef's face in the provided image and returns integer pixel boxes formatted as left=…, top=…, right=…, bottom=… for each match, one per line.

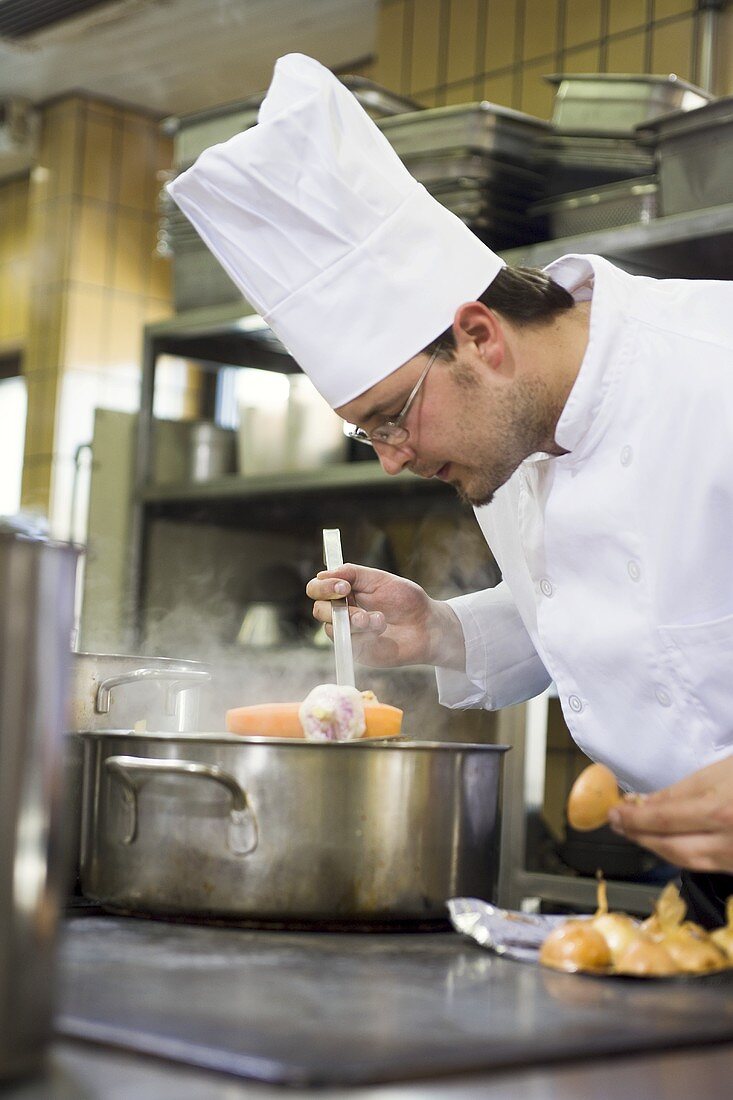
left=336, top=308, right=560, bottom=507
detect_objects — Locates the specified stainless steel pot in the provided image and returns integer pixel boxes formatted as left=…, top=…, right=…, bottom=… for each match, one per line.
left=79, top=731, right=508, bottom=923
left=66, top=654, right=211, bottom=886
left=69, top=652, right=210, bottom=733
left=0, top=523, right=80, bottom=1080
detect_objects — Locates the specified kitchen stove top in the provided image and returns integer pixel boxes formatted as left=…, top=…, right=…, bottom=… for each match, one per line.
left=56, top=914, right=733, bottom=1088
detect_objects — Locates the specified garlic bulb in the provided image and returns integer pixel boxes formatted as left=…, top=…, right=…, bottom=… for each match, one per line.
left=298, top=683, right=366, bottom=742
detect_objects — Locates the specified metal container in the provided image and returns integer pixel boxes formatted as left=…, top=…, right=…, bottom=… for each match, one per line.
left=79, top=732, right=508, bottom=923
left=378, top=102, right=551, bottom=163
left=402, top=149, right=545, bottom=196
left=639, top=95, right=733, bottom=214
left=69, top=652, right=210, bottom=733
left=546, top=73, right=710, bottom=135
left=236, top=372, right=347, bottom=476
left=537, top=132, right=656, bottom=197
left=530, top=176, right=658, bottom=238
left=188, top=421, right=236, bottom=482
left=161, top=79, right=420, bottom=313
left=165, top=77, right=422, bottom=170
left=0, top=522, right=80, bottom=1080
left=66, top=654, right=211, bottom=886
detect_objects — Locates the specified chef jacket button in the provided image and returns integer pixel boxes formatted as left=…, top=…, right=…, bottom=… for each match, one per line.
left=540, top=578, right=554, bottom=598
left=627, top=560, right=641, bottom=582
left=568, top=694, right=583, bottom=713
left=655, top=686, right=672, bottom=707
left=620, top=445, right=633, bottom=466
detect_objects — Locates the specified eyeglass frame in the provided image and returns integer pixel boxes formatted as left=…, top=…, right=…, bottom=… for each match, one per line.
left=345, top=344, right=442, bottom=448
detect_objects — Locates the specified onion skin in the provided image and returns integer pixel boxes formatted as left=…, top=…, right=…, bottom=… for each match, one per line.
left=541, top=881, right=733, bottom=977
left=710, top=927, right=733, bottom=961
left=614, top=935, right=679, bottom=977
left=659, top=931, right=728, bottom=973
left=567, top=763, right=622, bottom=831
left=539, top=920, right=612, bottom=973
left=592, top=913, right=641, bottom=963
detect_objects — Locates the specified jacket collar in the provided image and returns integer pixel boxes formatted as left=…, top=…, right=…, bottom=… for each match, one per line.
left=545, top=253, right=629, bottom=457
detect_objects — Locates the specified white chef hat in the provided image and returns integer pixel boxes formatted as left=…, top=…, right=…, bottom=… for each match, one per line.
left=167, top=53, right=505, bottom=408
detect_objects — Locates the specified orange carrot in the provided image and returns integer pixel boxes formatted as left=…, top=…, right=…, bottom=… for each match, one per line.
left=225, top=700, right=403, bottom=739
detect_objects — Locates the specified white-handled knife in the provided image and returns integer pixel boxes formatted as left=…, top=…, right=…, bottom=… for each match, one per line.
left=322, top=528, right=356, bottom=687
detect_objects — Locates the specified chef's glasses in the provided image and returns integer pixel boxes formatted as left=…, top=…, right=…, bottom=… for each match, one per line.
left=345, top=345, right=442, bottom=448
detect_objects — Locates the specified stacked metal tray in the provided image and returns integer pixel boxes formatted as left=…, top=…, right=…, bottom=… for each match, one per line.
left=529, top=176, right=658, bottom=238
left=378, top=102, right=552, bottom=249
left=545, top=73, right=710, bottom=135
left=537, top=132, right=656, bottom=198
left=638, top=95, right=733, bottom=215
left=536, top=72, right=709, bottom=205
left=166, top=77, right=422, bottom=171
left=161, top=78, right=423, bottom=310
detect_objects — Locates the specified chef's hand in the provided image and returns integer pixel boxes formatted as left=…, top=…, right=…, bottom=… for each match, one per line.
left=306, top=564, right=466, bottom=670
left=608, top=755, right=733, bottom=873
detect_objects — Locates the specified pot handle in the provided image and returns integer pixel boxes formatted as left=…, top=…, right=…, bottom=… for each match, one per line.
left=95, top=667, right=211, bottom=721
left=104, top=754, right=258, bottom=855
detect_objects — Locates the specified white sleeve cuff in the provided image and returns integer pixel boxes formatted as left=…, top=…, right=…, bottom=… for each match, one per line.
left=435, top=583, right=551, bottom=710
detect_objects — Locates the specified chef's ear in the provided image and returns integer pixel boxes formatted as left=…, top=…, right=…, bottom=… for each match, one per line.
left=452, top=301, right=504, bottom=367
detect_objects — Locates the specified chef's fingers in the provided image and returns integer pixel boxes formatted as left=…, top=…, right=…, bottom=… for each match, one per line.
left=307, top=563, right=398, bottom=603
left=614, top=830, right=733, bottom=873
left=312, top=600, right=386, bottom=633
left=350, top=609, right=387, bottom=633
left=609, top=793, right=719, bottom=837
left=307, top=570, right=352, bottom=601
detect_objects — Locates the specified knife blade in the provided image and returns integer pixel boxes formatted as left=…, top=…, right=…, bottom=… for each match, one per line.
left=322, top=528, right=355, bottom=687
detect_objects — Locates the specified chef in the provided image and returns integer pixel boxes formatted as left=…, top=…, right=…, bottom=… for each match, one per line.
left=168, top=54, right=733, bottom=926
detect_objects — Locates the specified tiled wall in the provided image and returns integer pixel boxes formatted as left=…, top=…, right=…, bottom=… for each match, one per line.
left=0, top=176, right=30, bottom=352
left=18, top=94, right=191, bottom=533
left=371, top=0, right=718, bottom=117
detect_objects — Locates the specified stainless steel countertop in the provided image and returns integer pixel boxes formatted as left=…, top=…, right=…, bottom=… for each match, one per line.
left=6, top=914, right=733, bottom=1098
left=7, top=1038, right=733, bottom=1099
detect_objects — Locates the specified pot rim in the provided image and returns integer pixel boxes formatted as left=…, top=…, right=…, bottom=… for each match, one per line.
left=75, top=729, right=510, bottom=752
left=73, top=652, right=205, bottom=665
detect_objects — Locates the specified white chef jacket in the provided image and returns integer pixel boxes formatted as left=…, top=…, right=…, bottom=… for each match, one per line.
left=435, top=253, right=733, bottom=792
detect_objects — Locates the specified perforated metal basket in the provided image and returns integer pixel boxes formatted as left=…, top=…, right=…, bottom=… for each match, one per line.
left=530, top=176, right=658, bottom=238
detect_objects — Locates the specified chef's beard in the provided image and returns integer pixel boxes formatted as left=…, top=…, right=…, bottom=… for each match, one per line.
left=445, top=361, right=563, bottom=509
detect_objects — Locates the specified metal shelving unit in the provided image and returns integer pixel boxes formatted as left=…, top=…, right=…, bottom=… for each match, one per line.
left=502, top=201, right=733, bottom=278
left=141, top=461, right=443, bottom=506
left=140, top=463, right=456, bottom=531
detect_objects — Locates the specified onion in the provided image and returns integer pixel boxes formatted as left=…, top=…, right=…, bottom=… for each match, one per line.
left=593, top=913, right=642, bottom=963
left=659, top=929, right=727, bottom=973
left=567, top=763, right=621, bottom=831
left=615, top=934, right=679, bottom=977
left=539, top=920, right=612, bottom=973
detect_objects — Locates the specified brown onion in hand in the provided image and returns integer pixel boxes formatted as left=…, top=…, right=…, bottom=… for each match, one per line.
left=567, top=763, right=622, bottom=831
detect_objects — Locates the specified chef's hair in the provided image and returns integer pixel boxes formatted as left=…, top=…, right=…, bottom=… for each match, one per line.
left=423, top=266, right=575, bottom=357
